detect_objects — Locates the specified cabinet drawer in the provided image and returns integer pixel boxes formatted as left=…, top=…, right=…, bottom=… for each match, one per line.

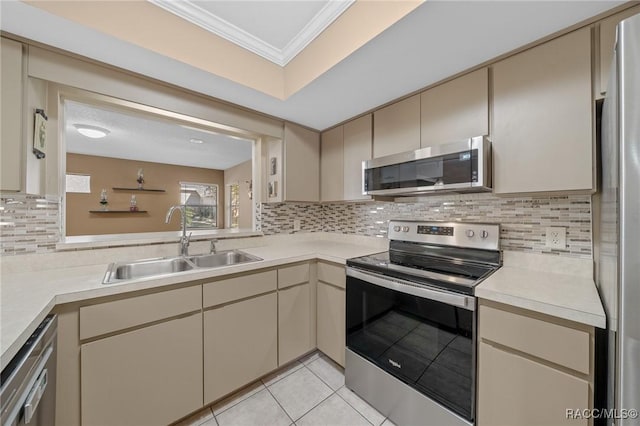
left=479, top=304, right=590, bottom=374
left=80, top=285, right=201, bottom=340
left=278, top=263, right=310, bottom=289
left=203, top=270, right=277, bottom=308
left=478, top=341, right=589, bottom=426
left=317, top=262, right=345, bottom=289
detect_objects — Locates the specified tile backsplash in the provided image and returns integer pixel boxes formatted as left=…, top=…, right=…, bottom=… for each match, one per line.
left=259, top=193, right=592, bottom=258
left=1, top=192, right=591, bottom=258
left=0, top=193, right=60, bottom=255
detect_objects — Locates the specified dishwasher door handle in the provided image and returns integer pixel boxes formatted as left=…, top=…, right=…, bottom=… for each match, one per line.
left=23, top=347, right=52, bottom=424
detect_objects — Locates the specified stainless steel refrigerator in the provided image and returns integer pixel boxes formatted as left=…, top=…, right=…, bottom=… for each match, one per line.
left=597, top=11, right=640, bottom=426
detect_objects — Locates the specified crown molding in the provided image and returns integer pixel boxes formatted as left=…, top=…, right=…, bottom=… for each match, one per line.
left=148, top=0, right=354, bottom=66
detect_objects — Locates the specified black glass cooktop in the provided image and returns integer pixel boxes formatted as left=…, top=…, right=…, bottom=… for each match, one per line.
left=347, top=245, right=500, bottom=295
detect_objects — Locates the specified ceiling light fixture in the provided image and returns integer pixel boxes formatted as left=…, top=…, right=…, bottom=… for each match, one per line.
left=74, top=124, right=110, bottom=139
left=189, top=138, right=204, bottom=144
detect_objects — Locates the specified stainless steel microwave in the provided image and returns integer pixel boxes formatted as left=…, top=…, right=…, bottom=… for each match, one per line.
left=363, top=136, right=491, bottom=196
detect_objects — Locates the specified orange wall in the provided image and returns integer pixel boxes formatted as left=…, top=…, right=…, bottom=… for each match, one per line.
left=66, top=154, right=225, bottom=236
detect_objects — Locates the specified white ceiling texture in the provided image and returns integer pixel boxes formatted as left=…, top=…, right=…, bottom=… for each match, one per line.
left=1, top=1, right=624, bottom=130
left=65, top=100, right=253, bottom=170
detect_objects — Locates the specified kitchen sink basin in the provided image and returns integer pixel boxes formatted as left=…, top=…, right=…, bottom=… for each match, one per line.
left=103, top=250, right=262, bottom=284
left=104, top=257, right=195, bottom=283
left=187, top=250, right=262, bottom=268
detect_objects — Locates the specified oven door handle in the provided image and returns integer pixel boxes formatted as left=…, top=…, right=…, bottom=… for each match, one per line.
left=346, top=267, right=475, bottom=311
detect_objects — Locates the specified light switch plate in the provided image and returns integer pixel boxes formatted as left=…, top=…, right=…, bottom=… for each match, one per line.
left=545, top=227, right=567, bottom=249
left=293, top=219, right=302, bottom=231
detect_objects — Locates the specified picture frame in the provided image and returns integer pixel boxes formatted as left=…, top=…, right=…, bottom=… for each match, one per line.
left=33, top=109, right=48, bottom=159
left=270, top=157, right=277, bottom=176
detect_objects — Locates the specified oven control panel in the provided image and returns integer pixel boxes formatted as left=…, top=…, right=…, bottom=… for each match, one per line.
left=388, top=220, right=500, bottom=250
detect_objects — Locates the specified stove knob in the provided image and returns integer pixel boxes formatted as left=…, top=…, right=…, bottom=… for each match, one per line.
left=466, top=230, right=475, bottom=238
left=393, top=226, right=401, bottom=232
left=402, top=226, right=410, bottom=232
left=481, top=230, right=489, bottom=239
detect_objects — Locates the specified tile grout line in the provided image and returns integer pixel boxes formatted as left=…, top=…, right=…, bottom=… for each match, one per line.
left=304, top=356, right=344, bottom=393
left=211, top=382, right=266, bottom=418
left=333, top=387, right=376, bottom=426
left=264, top=382, right=296, bottom=425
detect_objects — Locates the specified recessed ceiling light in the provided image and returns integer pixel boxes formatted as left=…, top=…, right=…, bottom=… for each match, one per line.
left=189, top=138, right=204, bottom=144
left=74, top=124, right=110, bottom=139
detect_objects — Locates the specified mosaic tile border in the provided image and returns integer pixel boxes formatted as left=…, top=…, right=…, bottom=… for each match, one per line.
left=259, top=193, right=592, bottom=258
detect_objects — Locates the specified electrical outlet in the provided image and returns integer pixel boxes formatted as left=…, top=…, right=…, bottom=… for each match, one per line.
left=293, top=219, right=302, bottom=231
left=545, top=227, right=567, bottom=249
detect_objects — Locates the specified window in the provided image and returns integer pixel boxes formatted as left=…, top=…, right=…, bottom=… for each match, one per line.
left=179, top=182, right=218, bottom=229
left=228, top=184, right=240, bottom=228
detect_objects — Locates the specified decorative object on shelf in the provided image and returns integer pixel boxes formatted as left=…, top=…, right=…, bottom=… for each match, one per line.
left=129, top=195, right=138, bottom=212
left=99, top=189, right=108, bottom=211
left=136, top=168, right=144, bottom=189
left=33, top=109, right=47, bottom=159
left=270, top=157, right=277, bottom=176
left=247, top=180, right=252, bottom=200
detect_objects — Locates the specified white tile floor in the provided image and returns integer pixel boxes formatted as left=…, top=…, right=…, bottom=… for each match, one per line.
left=175, top=352, right=397, bottom=426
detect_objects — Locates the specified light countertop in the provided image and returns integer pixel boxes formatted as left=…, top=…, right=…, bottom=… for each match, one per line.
left=1, top=236, right=386, bottom=368
left=475, top=251, right=606, bottom=328
left=1, top=235, right=606, bottom=369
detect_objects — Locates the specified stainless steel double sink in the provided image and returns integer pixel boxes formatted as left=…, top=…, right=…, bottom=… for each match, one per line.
left=103, top=250, right=262, bottom=284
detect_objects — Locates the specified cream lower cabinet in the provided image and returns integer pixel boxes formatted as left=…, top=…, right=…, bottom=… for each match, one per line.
left=81, top=313, right=203, bottom=426
left=203, top=270, right=278, bottom=404
left=316, top=262, right=346, bottom=366
left=477, top=300, right=594, bottom=426
left=278, top=263, right=316, bottom=365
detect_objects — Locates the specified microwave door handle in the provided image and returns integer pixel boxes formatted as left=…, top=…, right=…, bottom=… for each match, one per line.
left=347, top=267, right=475, bottom=311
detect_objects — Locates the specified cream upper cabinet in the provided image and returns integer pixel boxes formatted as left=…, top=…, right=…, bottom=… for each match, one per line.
left=284, top=122, right=320, bottom=202
left=81, top=313, right=203, bottom=426
left=598, top=5, right=640, bottom=97
left=320, top=126, right=344, bottom=202
left=477, top=301, right=594, bottom=426
left=373, top=94, right=420, bottom=158
left=343, top=114, right=372, bottom=201
left=492, top=27, right=593, bottom=194
left=420, top=68, right=488, bottom=147
left=1, top=38, right=24, bottom=192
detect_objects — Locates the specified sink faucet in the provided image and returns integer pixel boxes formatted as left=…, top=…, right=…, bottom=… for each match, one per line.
left=210, top=239, right=219, bottom=254
left=165, top=205, right=191, bottom=256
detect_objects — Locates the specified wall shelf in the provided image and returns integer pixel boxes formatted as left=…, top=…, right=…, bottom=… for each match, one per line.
left=89, top=210, right=148, bottom=214
left=112, top=187, right=166, bottom=193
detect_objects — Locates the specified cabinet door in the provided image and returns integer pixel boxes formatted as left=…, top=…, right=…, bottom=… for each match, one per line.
left=478, top=342, right=589, bottom=426
left=1, top=38, right=23, bottom=192
left=320, top=126, right=344, bottom=202
left=284, top=122, right=320, bottom=202
left=598, top=5, right=640, bottom=97
left=420, top=68, right=488, bottom=147
left=317, top=281, right=345, bottom=366
left=492, top=28, right=592, bottom=194
left=81, top=314, right=203, bottom=426
left=279, top=283, right=316, bottom=365
left=204, top=292, right=277, bottom=404
left=343, top=114, right=372, bottom=201
left=373, top=94, right=420, bottom=158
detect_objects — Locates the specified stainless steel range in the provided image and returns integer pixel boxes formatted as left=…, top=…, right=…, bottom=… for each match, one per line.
left=345, top=220, right=501, bottom=426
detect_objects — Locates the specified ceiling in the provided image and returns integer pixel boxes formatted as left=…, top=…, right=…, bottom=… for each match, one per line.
left=65, top=100, right=253, bottom=170
left=149, top=0, right=353, bottom=65
left=2, top=1, right=626, bottom=130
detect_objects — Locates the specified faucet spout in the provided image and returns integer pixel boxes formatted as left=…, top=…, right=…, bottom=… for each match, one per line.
left=165, top=205, right=190, bottom=256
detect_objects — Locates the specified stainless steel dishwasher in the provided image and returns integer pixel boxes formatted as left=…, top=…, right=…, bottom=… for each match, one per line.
left=1, top=315, right=57, bottom=426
